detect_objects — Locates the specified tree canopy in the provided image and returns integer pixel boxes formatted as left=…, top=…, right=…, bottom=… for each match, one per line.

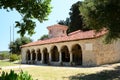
left=67, top=1, right=83, bottom=33
left=58, top=1, right=91, bottom=34
left=0, top=0, right=52, bottom=36
left=58, top=18, right=70, bottom=27
left=38, top=34, right=49, bottom=40
left=80, top=0, right=120, bottom=43
left=9, top=37, right=32, bottom=54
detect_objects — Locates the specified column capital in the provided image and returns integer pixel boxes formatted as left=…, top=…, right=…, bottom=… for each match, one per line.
left=58, top=50, right=61, bottom=53
left=34, top=50, right=37, bottom=54
left=69, top=50, right=72, bottom=54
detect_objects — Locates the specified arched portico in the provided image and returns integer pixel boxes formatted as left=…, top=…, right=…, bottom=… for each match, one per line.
left=43, top=48, right=49, bottom=64
left=26, top=50, right=31, bottom=64
left=72, top=44, right=82, bottom=65
left=32, top=49, right=36, bottom=64
left=24, top=43, right=83, bottom=66
left=37, top=49, right=41, bottom=61
left=61, top=45, right=70, bottom=62
left=51, top=46, right=59, bottom=62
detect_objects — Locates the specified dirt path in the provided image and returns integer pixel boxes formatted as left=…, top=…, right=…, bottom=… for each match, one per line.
left=1, top=64, right=36, bottom=70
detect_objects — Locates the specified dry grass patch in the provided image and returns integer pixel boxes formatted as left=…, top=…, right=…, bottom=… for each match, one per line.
left=1, top=63, right=120, bottom=80
left=1, top=65, right=99, bottom=80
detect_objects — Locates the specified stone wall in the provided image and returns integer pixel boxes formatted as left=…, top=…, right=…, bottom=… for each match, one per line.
left=94, top=37, right=120, bottom=65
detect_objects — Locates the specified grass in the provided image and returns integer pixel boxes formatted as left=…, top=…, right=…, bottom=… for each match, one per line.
left=0, top=60, right=17, bottom=67
left=1, top=63, right=120, bottom=80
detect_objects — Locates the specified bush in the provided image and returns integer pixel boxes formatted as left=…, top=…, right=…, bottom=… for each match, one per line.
left=18, top=71, right=33, bottom=80
left=10, top=54, right=20, bottom=62
left=0, top=53, right=9, bottom=60
left=0, top=70, right=18, bottom=80
left=0, top=70, right=33, bottom=80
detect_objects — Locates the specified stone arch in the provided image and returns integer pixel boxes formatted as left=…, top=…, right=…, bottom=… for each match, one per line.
left=31, top=49, right=36, bottom=64
left=37, top=49, right=41, bottom=61
left=26, top=49, right=31, bottom=62
left=61, top=45, right=70, bottom=62
left=42, top=48, right=49, bottom=64
left=71, top=44, right=82, bottom=65
left=50, top=45, right=59, bottom=62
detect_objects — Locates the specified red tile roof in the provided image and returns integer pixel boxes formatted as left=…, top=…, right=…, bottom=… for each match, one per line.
left=21, top=30, right=107, bottom=47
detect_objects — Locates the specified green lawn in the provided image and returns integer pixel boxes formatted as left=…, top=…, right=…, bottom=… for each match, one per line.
left=1, top=63, right=120, bottom=80
left=20, top=65, right=120, bottom=80
left=0, top=60, right=17, bottom=67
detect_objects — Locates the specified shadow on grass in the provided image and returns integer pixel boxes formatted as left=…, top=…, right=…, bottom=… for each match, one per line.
left=68, top=66, right=120, bottom=80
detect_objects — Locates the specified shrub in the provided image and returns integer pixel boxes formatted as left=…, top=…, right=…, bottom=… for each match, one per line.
left=10, top=54, right=20, bottom=61
left=0, top=70, right=18, bottom=80
left=0, top=70, right=33, bottom=80
left=18, top=71, right=33, bottom=80
left=0, top=53, right=9, bottom=60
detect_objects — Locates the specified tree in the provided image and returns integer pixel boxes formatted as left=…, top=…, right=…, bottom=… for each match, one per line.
left=58, top=18, right=70, bottom=26
left=38, top=34, right=49, bottom=40
left=80, top=0, right=120, bottom=43
left=67, top=1, right=84, bottom=33
left=58, top=1, right=91, bottom=34
left=9, top=37, right=32, bottom=54
left=0, top=0, right=52, bottom=36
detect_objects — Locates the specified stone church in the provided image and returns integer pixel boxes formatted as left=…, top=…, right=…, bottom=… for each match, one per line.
left=21, top=24, right=120, bottom=66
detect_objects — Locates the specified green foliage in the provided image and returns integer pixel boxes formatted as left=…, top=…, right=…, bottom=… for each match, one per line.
left=0, top=51, right=9, bottom=54
left=58, top=1, right=91, bottom=34
left=0, top=0, right=52, bottom=36
left=10, top=54, right=20, bottom=61
left=18, top=71, right=33, bottom=80
left=80, top=0, right=120, bottom=43
left=0, top=70, right=33, bottom=80
left=67, top=1, right=83, bottom=33
left=38, top=34, right=49, bottom=40
left=9, top=36, right=32, bottom=54
left=58, top=18, right=70, bottom=26
left=0, top=53, right=9, bottom=60
left=0, top=70, right=18, bottom=80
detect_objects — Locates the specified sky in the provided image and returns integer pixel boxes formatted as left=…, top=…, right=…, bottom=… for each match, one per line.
left=0, top=0, right=81, bottom=51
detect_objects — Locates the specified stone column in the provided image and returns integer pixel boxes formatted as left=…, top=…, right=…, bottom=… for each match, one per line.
left=30, top=53, right=32, bottom=60
left=59, top=51, right=62, bottom=64
left=48, top=51, right=51, bottom=65
left=35, top=51, right=38, bottom=61
left=70, top=52, right=73, bottom=62
left=41, top=52, right=44, bottom=64
left=70, top=51, right=73, bottom=66
left=35, top=51, right=38, bottom=64
left=21, top=49, right=26, bottom=64
left=30, top=53, right=32, bottom=64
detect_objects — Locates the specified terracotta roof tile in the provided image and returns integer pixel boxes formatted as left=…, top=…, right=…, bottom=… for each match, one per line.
left=21, top=30, right=107, bottom=47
